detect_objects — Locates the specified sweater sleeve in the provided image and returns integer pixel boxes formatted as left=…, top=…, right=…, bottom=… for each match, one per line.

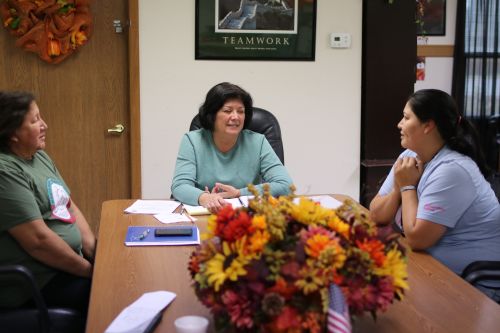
left=171, top=134, right=204, bottom=205
left=239, top=136, right=293, bottom=197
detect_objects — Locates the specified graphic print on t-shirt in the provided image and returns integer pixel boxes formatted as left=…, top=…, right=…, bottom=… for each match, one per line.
left=47, top=178, right=76, bottom=223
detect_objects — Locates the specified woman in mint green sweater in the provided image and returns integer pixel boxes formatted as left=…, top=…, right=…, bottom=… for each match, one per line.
left=171, top=82, right=292, bottom=213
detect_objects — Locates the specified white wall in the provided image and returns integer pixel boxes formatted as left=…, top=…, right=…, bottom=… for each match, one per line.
left=139, top=0, right=362, bottom=200
left=415, top=0, right=456, bottom=93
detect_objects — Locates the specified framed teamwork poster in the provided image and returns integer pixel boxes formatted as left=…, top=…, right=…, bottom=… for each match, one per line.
left=416, top=0, right=446, bottom=36
left=195, top=0, right=317, bottom=61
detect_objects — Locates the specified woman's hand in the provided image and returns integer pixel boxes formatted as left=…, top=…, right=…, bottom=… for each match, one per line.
left=212, top=183, right=240, bottom=199
left=394, top=157, right=423, bottom=188
left=198, top=186, right=228, bottom=213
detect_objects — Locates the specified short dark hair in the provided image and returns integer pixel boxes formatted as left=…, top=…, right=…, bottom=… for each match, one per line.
left=0, top=91, right=36, bottom=152
left=198, top=82, right=253, bottom=131
left=408, top=89, right=489, bottom=177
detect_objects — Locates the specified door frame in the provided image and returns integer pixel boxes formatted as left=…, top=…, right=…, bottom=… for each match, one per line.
left=129, top=0, right=141, bottom=198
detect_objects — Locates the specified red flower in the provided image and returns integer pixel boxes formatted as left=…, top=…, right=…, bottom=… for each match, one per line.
left=343, top=277, right=395, bottom=315
left=271, top=306, right=302, bottom=332
left=221, top=290, right=254, bottom=329
left=214, top=206, right=253, bottom=242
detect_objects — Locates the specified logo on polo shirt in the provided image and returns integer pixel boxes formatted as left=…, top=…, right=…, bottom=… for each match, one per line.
left=47, top=178, right=76, bottom=223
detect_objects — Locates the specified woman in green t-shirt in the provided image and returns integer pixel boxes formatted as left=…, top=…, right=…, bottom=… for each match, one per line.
left=0, top=91, right=95, bottom=319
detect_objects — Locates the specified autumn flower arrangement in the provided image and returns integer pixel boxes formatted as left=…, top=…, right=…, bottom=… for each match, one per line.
left=188, top=185, right=408, bottom=332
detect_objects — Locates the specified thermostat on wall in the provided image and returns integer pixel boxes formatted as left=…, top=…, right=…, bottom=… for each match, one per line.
left=330, top=33, right=351, bottom=49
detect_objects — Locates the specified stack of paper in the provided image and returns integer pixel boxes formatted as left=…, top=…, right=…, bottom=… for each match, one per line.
left=182, top=204, right=210, bottom=216
left=124, top=200, right=180, bottom=214
left=183, top=196, right=254, bottom=215
left=105, top=291, right=176, bottom=333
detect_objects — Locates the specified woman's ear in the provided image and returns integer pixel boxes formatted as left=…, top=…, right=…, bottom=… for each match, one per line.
left=423, top=119, right=436, bottom=134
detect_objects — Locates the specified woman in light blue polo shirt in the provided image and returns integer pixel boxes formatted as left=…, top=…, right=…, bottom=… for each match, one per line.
left=370, top=89, right=500, bottom=301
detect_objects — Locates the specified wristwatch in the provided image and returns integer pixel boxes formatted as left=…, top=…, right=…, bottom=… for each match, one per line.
left=400, top=185, right=416, bottom=193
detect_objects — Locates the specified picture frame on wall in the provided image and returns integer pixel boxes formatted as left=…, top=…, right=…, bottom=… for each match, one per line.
left=195, top=0, right=317, bottom=61
left=416, top=0, right=446, bottom=36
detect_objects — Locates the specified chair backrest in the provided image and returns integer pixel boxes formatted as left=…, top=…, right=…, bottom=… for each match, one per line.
left=0, top=265, right=85, bottom=333
left=189, top=107, right=285, bottom=164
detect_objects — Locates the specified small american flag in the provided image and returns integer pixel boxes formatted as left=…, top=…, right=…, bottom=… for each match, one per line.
left=327, top=284, right=351, bottom=333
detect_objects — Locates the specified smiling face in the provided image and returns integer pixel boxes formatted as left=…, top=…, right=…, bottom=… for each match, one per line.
left=11, top=101, right=48, bottom=158
left=213, top=98, right=245, bottom=137
left=397, top=103, right=427, bottom=151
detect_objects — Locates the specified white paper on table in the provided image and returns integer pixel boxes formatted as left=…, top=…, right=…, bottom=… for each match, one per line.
left=225, top=198, right=243, bottom=208
left=124, top=200, right=180, bottom=214
left=238, top=196, right=253, bottom=207
left=105, top=290, right=176, bottom=333
left=154, top=212, right=196, bottom=224
left=294, top=195, right=343, bottom=209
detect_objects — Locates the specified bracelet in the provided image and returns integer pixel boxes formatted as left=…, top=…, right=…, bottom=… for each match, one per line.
left=400, top=185, right=416, bottom=193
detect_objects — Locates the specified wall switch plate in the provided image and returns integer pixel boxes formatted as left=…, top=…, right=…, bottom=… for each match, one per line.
left=330, top=33, right=351, bottom=49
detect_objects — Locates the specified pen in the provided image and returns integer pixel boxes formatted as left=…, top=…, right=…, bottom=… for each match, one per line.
left=134, top=228, right=150, bottom=241
left=182, top=208, right=195, bottom=223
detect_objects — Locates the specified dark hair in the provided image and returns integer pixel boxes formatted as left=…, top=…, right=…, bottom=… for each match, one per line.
left=198, top=82, right=253, bottom=131
left=0, top=91, right=36, bottom=152
left=408, top=89, right=490, bottom=177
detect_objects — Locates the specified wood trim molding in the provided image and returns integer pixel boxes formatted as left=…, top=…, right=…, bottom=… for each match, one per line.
left=417, top=45, right=454, bottom=57
left=129, top=0, right=141, bottom=198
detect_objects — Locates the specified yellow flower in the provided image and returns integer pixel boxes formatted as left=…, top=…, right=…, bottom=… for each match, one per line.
left=327, top=214, right=350, bottom=239
left=295, top=266, right=323, bottom=295
left=252, top=215, right=267, bottom=230
left=204, top=215, right=218, bottom=239
left=205, top=241, right=249, bottom=291
left=291, top=198, right=333, bottom=226
left=374, top=246, right=409, bottom=296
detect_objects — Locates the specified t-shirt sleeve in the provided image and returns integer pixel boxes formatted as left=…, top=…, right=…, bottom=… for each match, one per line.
left=378, top=166, right=395, bottom=196
left=171, top=134, right=204, bottom=205
left=378, top=149, right=416, bottom=196
left=417, top=163, right=475, bottom=228
left=0, top=170, right=42, bottom=231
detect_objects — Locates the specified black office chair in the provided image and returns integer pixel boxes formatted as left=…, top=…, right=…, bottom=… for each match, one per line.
left=189, top=107, right=285, bottom=165
left=461, top=261, right=500, bottom=303
left=0, top=265, right=85, bottom=333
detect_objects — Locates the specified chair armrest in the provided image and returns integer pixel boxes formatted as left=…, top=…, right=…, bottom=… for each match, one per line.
left=461, top=261, right=500, bottom=285
left=0, top=265, right=50, bottom=333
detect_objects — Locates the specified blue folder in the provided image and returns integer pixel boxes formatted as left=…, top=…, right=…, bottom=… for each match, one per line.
left=124, top=226, right=200, bottom=246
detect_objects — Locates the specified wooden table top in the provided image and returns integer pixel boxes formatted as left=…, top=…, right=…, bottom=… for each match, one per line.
left=86, top=199, right=500, bottom=333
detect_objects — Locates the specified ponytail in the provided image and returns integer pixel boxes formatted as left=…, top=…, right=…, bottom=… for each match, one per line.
left=448, top=117, right=490, bottom=177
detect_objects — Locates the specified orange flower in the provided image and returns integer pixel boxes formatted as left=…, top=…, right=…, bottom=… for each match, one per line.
left=305, top=234, right=334, bottom=258
left=248, top=229, right=270, bottom=253
left=302, top=312, right=322, bottom=333
left=357, top=239, right=386, bottom=267
left=267, top=277, right=297, bottom=300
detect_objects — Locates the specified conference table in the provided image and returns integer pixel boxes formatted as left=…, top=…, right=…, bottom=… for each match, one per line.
left=86, top=198, right=500, bottom=333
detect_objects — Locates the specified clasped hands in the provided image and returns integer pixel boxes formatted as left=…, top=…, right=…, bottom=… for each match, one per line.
left=198, top=183, right=241, bottom=213
left=394, top=156, right=423, bottom=191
